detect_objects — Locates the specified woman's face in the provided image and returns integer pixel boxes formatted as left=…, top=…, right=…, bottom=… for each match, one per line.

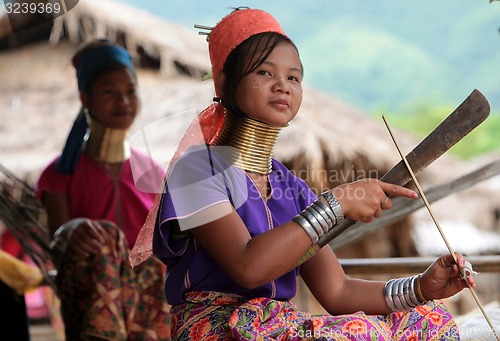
left=81, top=67, right=139, bottom=130
left=235, top=42, right=303, bottom=127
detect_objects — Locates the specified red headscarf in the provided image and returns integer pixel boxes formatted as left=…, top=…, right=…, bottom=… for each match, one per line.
left=130, top=8, right=286, bottom=267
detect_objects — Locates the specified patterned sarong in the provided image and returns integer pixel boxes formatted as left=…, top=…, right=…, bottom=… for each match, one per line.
left=55, top=222, right=170, bottom=340
left=170, top=291, right=460, bottom=340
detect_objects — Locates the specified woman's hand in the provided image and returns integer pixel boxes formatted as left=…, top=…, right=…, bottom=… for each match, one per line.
left=63, top=218, right=106, bottom=258
left=331, top=178, right=418, bottom=223
left=420, top=253, right=475, bottom=301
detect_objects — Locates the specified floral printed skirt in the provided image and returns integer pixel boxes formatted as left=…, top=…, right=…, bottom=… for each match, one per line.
left=170, top=291, right=459, bottom=340
left=55, top=221, right=171, bottom=341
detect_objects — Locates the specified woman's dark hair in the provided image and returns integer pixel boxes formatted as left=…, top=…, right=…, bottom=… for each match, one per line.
left=220, top=32, right=303, bottom=115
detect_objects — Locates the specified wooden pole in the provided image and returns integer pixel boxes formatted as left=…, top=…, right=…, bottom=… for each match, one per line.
left=341, top=255, right=500, bottom=275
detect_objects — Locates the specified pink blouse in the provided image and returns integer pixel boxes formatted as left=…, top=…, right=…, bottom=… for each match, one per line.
left=37, top=152, right=162, bottom=247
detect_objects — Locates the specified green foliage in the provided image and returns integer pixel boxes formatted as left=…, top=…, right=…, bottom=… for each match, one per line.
left=293, top=1, right=500, bottom=114
left=374, top=102, right=500, bottom=159
left=120, top=0, right=500, bottom=115
left=123, top=0, right=500, bottom=160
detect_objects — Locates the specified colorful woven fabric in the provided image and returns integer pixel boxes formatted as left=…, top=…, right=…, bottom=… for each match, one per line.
left=170, top=291, right=459, bottom=341
left=55, top=221, right=170, bottom=340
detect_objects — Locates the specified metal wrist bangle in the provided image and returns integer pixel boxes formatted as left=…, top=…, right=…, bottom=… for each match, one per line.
left=402, top=277, right=416, bottom=309
left=399, top=277, right=414, bottom=310
left=384, top=279, right=398, bottom=312
left=321, top=191, right=344, bottom=226
left=314, top=201, right=336, bottom=226
left=408, top=276, right=421, bottom=306
left=293, top=215, right=319, bottom=243
left=392, top=278, right=407, bottom=311
left=386, top=277, right=424, bottom=312
left=307, top=203, right=333, bottom=233
left=301, top=209, right=324, bottom=238
left=308, top=202, right=333, bottom=233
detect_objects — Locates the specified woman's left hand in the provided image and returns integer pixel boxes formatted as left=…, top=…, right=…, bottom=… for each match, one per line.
left=420, top=253, right=475, bottom=301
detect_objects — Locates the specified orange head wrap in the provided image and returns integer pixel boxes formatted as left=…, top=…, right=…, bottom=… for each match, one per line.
left=129, top=8, right=287, bottom=267
left=209, top=8, right=286, bottom=97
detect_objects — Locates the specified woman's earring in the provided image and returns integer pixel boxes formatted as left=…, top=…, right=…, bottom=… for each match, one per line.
left=83, top=107, right=91, bottom=127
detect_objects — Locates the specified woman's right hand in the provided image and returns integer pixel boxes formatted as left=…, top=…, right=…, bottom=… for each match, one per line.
left=331, top=178, right=418, bottom=223
left=63, top=218, right=106, bottom=258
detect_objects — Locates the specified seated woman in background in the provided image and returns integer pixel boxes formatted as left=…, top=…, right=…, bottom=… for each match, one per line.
left=37, top=39, right=170, bottom=341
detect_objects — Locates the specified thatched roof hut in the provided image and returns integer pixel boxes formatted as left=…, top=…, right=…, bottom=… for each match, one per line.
left=1, top=0, right=210, bottom=173
left=1, top=0, right=497, bottom=261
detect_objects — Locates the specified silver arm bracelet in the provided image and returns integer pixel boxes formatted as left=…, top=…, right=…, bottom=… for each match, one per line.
left=302, top=208, right=325, bottom=238
left=314, top=201, right=336, bottom=226
left=402, top=277, right=415, bottom=309
left=408, top=276, right=424, bottom=306
left=391, top=278, right=407, bottom=311
left=384, top=275, right=423, bottom=312
left=293, top=197, right=339, bottom=244
left=306, top=203, right=330, bottom=234
left=383, top=279, right=398, bottom=312
left=293, top=215, right=319, bottom=243
left=397, top=278, right=413, bottom=311
left=404, top=276, right=421, bottom=308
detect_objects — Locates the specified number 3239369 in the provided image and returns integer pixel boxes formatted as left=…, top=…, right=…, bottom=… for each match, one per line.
left=4, top=1, right=63, bottom=15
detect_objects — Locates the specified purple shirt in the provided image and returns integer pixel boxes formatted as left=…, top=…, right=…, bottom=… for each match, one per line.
left=153, top=146, right=316, bottom=305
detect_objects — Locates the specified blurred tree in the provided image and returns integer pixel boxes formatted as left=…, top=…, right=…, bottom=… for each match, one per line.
left=374, top=103, right=500, bottom=159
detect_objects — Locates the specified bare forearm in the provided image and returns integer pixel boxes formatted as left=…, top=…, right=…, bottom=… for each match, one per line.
left=300, top=247, right=391, bottom=316
left=326, top=278, right=390, bottom=315
left=240, top=222, right=314, bottom=285
left=194, top=214, right=313, bottom=289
